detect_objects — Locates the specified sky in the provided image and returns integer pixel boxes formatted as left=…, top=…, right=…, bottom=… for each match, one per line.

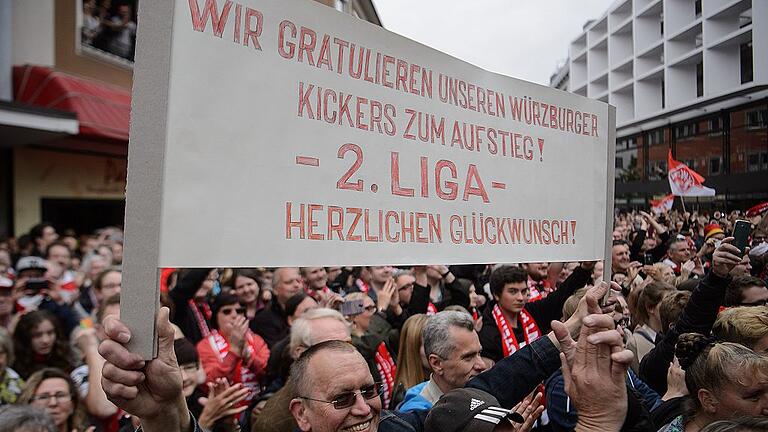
left=373, top=0, right=616, bottom=86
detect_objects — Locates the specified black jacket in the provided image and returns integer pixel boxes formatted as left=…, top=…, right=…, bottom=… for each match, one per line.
left=169, top=268, right=212, bottom=345
left=250, top=299, right=289, bottom=348
left=478, top=266, right=592, bottom=362
left=639, top=271, right=730, bottom=394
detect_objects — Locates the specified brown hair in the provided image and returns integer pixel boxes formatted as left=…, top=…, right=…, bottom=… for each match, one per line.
left=93, top=268, right=121, bottom=292
left=712, top=306, right=768, bottom=350
left=96, top=293, right=121, bottom=324
left=634, top=281, right=675, bottom=327
left=659, top=290, right=691, bottom=333
left=17, top=368, right=88, bottom=431
left=394, top=314, right=430, bottom=390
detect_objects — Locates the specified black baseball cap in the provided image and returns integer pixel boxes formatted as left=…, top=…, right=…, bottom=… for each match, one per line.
left=425, top=388, right=523, bottom=432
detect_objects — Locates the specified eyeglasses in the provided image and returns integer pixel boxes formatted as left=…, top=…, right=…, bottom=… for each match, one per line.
left=398, top=283, right=414, bottom=291
left=31, top=392, right=72, bottom=404
left=298, top=382, right=383, bottom=409
left=363, top=305, right=377, bottom=313
left=220, top=307, right=246, bottom=316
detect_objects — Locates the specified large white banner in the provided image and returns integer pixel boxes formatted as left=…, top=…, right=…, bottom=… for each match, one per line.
left=138, top=0, right=614, bottom=268
left=123, top=0, right=615, bottom=356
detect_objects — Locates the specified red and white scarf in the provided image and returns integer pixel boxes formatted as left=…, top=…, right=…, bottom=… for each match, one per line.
left=189, top=299, right=212, bottom=338
left=207, top=330, right=261, bottom=403
left=374, top=341, right=397, bottom=408
left=492, top=304, right=541, bottom=357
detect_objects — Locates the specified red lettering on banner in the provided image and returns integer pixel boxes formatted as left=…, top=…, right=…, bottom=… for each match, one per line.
left=243, top=8, right=262, bottom=49
left=278, top=20, right=297, bottom=59
left=285, top=202, right=305, bottom=239
left=298, top=27, right=317, bottom=65
left=364, top=209, right=380, bottom=242
left=390, top=152, right=414, bottom=197
left=435, top=160, right=458, bottom=200
left=328, top=206, right=344, bottom=240
left=346, top=208, right=363, bottom=242
left=308, top=204, right=324, bottom=240
left=188, top=0, right=232, bottom=37
left=385, top=211, right=400, bottom=242
left=415, top=212, right=428, bottom=243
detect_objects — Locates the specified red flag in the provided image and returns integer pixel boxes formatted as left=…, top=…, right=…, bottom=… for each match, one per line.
left=667, top=150, right=715, bottom=197
left=650, top=194, right=674, bottom=214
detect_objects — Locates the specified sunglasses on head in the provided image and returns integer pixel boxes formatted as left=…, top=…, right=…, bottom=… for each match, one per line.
left=299, top=382, right=383, bottom=409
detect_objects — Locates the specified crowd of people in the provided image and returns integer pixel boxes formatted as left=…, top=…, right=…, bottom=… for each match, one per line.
left=80, top=0, right=137, bottom=62
left=0, top=206, right=766, bottom=432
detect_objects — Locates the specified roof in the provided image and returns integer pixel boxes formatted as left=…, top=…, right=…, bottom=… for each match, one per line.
left=12, top=64, right=131, bottom=141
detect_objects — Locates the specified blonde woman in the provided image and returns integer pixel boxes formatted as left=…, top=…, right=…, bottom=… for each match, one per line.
left=391, top=314, right=430, bottom=409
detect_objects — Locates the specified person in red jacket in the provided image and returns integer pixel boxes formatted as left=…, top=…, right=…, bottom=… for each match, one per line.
left=196, top=294, right=270, bottom=405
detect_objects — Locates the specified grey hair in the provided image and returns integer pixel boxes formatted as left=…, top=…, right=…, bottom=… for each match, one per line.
left=80, top=252, right=108, bottom=275
left=0, top=405, right=56, bottom=432
left=423, top=310, right=474, bottom=359
left=287, top=340, right=359, bottom=400
left=393, top=269, right=413, bottom=280
left=289, top=308, right=350, bottom=354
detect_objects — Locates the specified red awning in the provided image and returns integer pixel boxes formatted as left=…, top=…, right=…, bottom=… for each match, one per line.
left=13, top=65, right=131, bottom=141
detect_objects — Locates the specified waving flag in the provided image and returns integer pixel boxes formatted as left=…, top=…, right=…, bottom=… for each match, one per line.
left=668, top=151, right=716, bottom=197
left=650, top=194, right=674, bottom=214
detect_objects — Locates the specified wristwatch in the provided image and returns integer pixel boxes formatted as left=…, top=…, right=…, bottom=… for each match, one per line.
left=441, top=270, right=451, bottom=278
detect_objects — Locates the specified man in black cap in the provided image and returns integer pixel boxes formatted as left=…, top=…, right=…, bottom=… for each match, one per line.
left=425, top=388, right=542, bottom=432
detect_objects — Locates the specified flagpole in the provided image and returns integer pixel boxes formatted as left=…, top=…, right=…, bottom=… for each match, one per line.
left=679, top=195, right=687, bottom=213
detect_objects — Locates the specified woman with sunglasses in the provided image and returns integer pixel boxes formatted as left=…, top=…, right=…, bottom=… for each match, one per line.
left=196, top=294, right=270, bottom=408
left=343, top=289, right=400, bottom=410
left=17, top=367, right=92, bottom=432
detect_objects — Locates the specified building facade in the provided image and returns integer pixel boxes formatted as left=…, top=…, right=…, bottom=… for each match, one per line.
left=0, top=0, right=381, bottom=239
left=551, top=0, right=767, bottom=209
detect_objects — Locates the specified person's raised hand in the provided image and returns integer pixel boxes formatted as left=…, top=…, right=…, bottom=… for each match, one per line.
left=376, top=277, right=395, bottom=311
left=228, top=315, right=249, bottom=355
left=318, top=291, right=344, bottom=310
left=98, top=307, right=189, bottom=432
left=711, top=237, right=744, bottom=278
left=510, top=391, right=544, bottom=432
left=662, top=357, right=688, bottom=401
left=560, top=313, right=632, bottom=432
left=197, top=379, right=249, bottom=429
left=563, top=281, right=611, bottom=338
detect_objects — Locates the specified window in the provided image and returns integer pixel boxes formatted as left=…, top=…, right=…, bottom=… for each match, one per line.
left=675, top=122, right=698, bottom=140
left=749, top=152, right=768, bottom=172
left=661, top=78, right=665, bottom=109
left=741, top=42, right=753, bottom=84
left=646, top=129, right=664, bottom=146
left=683, top=159, right=695, bottom=170
left=615, top=157, right=624, bottom=169
left=746, top=109, right=767, bottom=130
left=696, top=62, right=703, bottom=98
left=708, top=117, right=722, bottom=135
left=660, top=13, right=664, bottom=36
left=617, top=137, right=637, bottom=150
left=695, top=0, right=702, bottom=17
left=648, top=160, right=667, bottom=181
left=709, top=157, right=721, bottom=175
